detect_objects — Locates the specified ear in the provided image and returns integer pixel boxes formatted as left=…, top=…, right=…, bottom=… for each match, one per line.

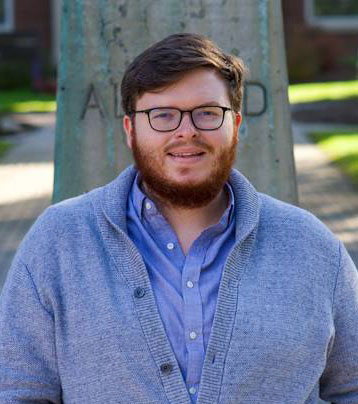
left=233, top=112, right=242, bottom=139
left=235, top=112, right=242, bottom=129
left=123, top=115, right=134, bottom=150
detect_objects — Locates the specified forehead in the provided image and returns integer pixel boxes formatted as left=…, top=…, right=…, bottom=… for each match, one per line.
left=136, top=68, right=230, bottom=110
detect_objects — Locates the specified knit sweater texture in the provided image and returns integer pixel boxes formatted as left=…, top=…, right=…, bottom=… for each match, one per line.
left=0, top=167, right=358, bottom=404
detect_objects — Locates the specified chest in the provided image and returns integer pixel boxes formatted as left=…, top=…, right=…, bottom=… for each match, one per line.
left=51, top=241, right=334, bottom=404
left=217, top=258, right=334, bottom=403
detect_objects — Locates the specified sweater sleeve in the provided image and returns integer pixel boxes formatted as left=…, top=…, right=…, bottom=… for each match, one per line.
left=0, top=256, right=62, bottom=403
left=320, top=242, right=358, bottom=403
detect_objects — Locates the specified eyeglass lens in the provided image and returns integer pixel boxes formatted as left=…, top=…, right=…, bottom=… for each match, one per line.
left=148, top=107, right=225, bottom=131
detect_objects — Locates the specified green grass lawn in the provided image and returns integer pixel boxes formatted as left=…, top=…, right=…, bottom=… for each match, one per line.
left=310, top=130, right=358, bottom=186
left=0, top=89, right=56, bottom=114
left=0, top=140, right=12, bottom=158
left=289, top=80, right=358, bottom=103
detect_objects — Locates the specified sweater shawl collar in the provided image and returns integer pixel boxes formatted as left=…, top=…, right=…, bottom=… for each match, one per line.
left=95, top=165, right=260, bottom=244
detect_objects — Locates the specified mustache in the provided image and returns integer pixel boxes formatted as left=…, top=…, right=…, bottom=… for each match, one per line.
left=164, top=139, right=214, bottom=154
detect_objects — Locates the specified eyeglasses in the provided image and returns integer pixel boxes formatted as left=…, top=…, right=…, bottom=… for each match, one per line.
left=132, top=106, right=232, bottom=132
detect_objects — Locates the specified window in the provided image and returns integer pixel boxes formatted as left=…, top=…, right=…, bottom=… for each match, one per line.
left=0, top=0, right=14, bottom=32
left=305, top=0, right=358, bottom=31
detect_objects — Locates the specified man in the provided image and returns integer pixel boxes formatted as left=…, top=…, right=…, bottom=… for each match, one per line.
left=0, top=33, right=358, bottom=404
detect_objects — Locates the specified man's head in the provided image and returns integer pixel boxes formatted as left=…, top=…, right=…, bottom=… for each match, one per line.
left=121, top=33, right=245, bottom=116
left=121, top=33, right=246, bottom=208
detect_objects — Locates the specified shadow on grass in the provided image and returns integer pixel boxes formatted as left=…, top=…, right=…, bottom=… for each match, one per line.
left=310, top=131, right=358, bottom=188
left=291, top=99, right=358, bottom=124
left=331, top=153, right=358, bottom=185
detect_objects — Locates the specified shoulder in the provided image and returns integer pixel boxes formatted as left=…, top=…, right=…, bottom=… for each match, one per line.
left=259, top=193, right=334, bottom=238
left=18, top=166, right=137, bottom=262
left=16, top=188, right=99, bottom=265
left=42, top=190, right=95, bottom=228
left=15, top=165, right=138, bottom=269
left=257, top=193, right=340, bottom=264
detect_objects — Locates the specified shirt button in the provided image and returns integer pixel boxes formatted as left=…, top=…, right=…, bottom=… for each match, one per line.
left=186, top=280, right=194, bottom=288
left=189, top=331, right=197, bottom=340
left=145, top=201, right=152, bottom=210
left=167, top=242, right=174, bottom=250
left=189, top=387, right=196, bottom=395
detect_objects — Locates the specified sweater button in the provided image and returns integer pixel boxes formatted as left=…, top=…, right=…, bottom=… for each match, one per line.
left=160, top=363, right=172, bottom=374
left=134, top=287, right=145, bottom=298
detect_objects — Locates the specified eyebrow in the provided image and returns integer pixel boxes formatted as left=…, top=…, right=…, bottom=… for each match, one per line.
left=195, top=102, right=222, bottom=108
left=151, top=102, right=225, bottom=109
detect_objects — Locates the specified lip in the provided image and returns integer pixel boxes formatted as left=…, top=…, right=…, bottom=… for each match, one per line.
left=167, top=150, right=206, bottom=164
left=167, top=147, right=206, bottom=157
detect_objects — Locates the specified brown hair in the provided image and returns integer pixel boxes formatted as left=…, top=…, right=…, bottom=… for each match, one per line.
left=121, top=33, right=246, bottom=115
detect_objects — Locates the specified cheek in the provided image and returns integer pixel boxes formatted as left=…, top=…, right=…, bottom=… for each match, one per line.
left=135, top=135, right=165, bottom=158
left=223, top=123, right=237, bottom=145
left=135, top=120, right=167, bottom=148
left=211, top=132, right=233, bottom=150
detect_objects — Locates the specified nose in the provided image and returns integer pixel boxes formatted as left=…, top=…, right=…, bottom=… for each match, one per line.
left=174, top=111, right=198, bottom=138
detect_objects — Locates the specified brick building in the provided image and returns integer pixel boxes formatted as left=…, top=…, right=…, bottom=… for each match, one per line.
left=0, top=0, right=357, bottom=87
left=0, top=0, right=60, bottom=89
left=282, top=0, right=358, bottom=82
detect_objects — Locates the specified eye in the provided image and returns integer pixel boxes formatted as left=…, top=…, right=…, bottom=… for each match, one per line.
left=195, top=107, right=221, bottom=119
left=151, top=109, right=176, bottom=120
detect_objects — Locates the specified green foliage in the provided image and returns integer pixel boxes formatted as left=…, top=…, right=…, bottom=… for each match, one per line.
left=0, top=62, right=31, bottom=90
left=0, top=89, right=56, bottom=114
left=314, top=0, right=358, bottom=16
left=289, top=81, right=358, bottom=104
left=310, top=130, right=358, bottom=186
left=0, top=140, right=11, bottom=159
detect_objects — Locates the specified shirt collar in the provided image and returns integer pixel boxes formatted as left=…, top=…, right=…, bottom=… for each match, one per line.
left=131, top=174, right=150, bottom=219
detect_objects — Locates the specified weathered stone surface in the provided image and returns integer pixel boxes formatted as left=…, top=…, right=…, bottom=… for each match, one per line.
left=54, top=0, right=298, bottom=203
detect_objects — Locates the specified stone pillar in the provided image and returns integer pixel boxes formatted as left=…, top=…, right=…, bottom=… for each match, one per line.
left=53, top=0, right=298, bottom=204
left=51, top=0, right=61, bottom=66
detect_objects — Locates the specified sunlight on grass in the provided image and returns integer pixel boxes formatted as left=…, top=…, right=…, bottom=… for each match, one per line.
left=0, top=140, right=11, bottom=158
left=0, top=89, right=56, bottom=114
left=310, top=131, right=358, bottom=185
left=10, top=101, right=57, bottom=113
left=289, top=81, right=358, bottom=104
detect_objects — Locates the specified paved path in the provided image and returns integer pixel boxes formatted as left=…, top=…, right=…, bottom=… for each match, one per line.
left=293, top=123, right=358, bottom=265
left=0, top=114, right=55, bottom=287
left=0, top=115, right=357, bottom=290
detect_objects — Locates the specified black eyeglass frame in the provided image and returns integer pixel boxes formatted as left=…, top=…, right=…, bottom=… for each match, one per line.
left=132, top=106, right=233, bottom=132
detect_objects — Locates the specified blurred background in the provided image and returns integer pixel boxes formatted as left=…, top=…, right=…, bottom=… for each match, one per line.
left=0, top=0, right=357, bottom=287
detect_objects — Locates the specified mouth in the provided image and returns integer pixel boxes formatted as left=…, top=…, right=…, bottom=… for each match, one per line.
left=167, top=151, right=205, bottom=158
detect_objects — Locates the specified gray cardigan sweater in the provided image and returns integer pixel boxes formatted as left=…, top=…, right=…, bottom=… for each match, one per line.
left=1, top=167, right=358, bottom=404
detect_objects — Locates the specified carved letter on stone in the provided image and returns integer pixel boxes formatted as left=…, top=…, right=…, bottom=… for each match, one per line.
left=244, top=82, right=267, bottom=117
left=81, top=84, right=106, bottom=119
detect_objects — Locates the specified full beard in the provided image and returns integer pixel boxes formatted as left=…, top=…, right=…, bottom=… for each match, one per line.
left=132, top=134, right=237, bottom=209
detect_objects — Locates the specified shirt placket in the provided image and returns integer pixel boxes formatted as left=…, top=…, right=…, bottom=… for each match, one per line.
left=182, top=243, right=208, bottom=400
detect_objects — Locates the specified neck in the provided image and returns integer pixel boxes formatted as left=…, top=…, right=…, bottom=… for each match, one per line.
left=143, top=183, right=228, bottom=254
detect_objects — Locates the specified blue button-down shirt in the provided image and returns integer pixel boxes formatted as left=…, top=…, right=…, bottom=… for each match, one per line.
left=127, top=176, right=235, bottom=401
